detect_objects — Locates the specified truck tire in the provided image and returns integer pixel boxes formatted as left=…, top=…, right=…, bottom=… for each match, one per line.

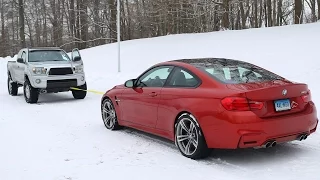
left=72, top=82, right=87, bottom=99
left=23, top=79, right=39, bottom=104
left=7, top=75, right=18, bottom=96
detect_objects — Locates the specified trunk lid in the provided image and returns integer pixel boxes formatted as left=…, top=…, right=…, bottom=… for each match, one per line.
left=227, top=80, right=310, bottom=118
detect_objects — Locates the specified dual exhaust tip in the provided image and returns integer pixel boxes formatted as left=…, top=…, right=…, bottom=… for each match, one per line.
left=263, top=140, right=277, bottom=148
left=297, top=134, right=308, bottom=141
left=257, top=133, right=308, bottom=149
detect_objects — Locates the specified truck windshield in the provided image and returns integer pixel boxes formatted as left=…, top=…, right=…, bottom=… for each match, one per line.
left=28, top=50, right=71, bottom=62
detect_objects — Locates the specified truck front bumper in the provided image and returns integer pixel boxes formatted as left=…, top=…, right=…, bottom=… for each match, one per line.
left=29, top=73, right=86, bottom=89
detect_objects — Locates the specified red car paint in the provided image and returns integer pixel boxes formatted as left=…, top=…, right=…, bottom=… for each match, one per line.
left=102, top=58, right=318, bottom=149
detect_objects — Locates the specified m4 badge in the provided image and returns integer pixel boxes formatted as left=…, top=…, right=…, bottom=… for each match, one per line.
left=291, top=101, right=298, bottom=109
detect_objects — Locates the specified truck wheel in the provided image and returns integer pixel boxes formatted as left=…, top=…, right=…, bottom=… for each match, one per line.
left=72, top=82, right=87, bottom=99
left=8, top=75, right=18, bottom=96
left=23, top=80, right=39, bottom=104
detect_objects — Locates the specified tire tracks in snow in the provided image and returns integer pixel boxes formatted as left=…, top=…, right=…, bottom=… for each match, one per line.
left=119, top=128, right=250, bottom=172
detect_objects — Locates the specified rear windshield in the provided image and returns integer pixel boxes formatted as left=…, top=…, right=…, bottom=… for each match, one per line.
left=190, top=59, right=283, bottom=84
left=28, top=50, right=71, bottom=62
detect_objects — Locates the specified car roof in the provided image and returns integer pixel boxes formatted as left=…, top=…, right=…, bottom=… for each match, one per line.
left=155, top=57, right=249, bottom=67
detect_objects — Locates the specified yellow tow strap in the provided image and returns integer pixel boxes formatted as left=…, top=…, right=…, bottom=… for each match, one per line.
left=70, top=87, right=105, bottom=95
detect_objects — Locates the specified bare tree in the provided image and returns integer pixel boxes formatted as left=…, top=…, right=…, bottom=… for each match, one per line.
left=0, top=0, right=317, bottom=57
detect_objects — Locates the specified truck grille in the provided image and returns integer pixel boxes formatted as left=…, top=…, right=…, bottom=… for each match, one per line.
left=47, top=79, right=77, bottom=89
left=48, top=68, right=73, bottom=75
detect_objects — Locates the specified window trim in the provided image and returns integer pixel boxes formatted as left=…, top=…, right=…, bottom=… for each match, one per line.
left=164, top=66, right=202, bottom=89
left=20, top=51, right=26, bottom=63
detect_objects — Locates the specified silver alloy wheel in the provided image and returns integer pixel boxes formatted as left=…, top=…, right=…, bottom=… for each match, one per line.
left=102, top=100, right=116, bottom=129
left=176, top=118, right=199, bottom=156
left=25, top=84, right=30, bottom=99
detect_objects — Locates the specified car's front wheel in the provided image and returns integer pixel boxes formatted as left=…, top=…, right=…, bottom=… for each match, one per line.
left=175, top=113, right=210, bottom=159
left=23, top=80, right=39, bottom=104
left=101, top=98, right=122, bottom=130
left=72, top=82, right=87, bottom=99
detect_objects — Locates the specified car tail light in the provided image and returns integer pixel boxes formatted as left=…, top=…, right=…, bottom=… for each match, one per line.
left=301, top=90, right=312, bottom=103
left=221, top=97, right=264, bottom=111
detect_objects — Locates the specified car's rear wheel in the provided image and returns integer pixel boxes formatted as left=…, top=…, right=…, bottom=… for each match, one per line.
left=101, top=98, right=122, bottom=130
left=7, top=75, right=18, bottom=96
left=175, top=113, right=210, bottom=159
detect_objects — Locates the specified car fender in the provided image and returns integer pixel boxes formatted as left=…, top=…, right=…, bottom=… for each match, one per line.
left=102, top=88, right=126, bottom=122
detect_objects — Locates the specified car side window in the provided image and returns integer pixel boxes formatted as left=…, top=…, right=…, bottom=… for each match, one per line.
left=137, top=66, right=173, bottom=87
left=166, top=67, right=200, bottom=87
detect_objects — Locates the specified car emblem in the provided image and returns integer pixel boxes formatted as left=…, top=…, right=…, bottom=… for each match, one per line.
left=282, top=89, right=287, bottom=96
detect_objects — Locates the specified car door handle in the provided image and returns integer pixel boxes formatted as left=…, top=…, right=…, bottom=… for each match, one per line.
left=149, top=92, right=157, bottom=97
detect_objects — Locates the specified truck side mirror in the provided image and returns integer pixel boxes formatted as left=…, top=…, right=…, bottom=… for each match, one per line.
left=17, top=58, right=24, bottom=63
left=73, top=56, right=81, bottom=61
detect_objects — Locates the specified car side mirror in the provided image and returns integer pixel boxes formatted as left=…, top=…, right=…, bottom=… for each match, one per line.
left=73, top=56, right=81, bottom=61
left=124, top=79, right=136, bottom=88
left=17, top=58, right=24, bottom=63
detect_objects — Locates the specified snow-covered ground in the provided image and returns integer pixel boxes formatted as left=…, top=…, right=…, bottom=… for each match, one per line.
left=1, top=22, right=320, bottom=180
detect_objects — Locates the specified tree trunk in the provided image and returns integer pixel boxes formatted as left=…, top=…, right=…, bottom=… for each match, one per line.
left=75, top=0, right=80, bottom=47
left=125, top=0, right=131, bottom=39
left=253, top=0, right=258, bottom=28
left=277, top=0, right=283, bottom=26
left=93, top=0, right=101, bottom=45
left=310, top=0, right=316, bottom=22
left=294, top=0, right=302, bottom=24
left=0, top=0, right=5, bottom=56
left=267, top=0, right=272, bottom=26
left=69, top=0, right=75, bottom=43
left=79, top=0, right=88, bottom=49
left=317, top=0, right=320, bottom=20
left=42, top=0, right=48, bottom=46
left=222, top=0, right=230, bottom=29
left=109, top=0, right=116, bottom=43
left=18, top=0, right=26, bottom=48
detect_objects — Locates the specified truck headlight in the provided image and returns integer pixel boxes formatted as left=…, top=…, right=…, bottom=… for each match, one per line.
left=32, top=67, right=47, bottom=75
left=74, top=65, right=84, bottom=73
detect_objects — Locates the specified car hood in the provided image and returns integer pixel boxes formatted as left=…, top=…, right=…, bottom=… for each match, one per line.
left=113, top=85, right=125, bottom=89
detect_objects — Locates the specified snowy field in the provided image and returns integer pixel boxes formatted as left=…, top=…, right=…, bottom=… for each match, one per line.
left=1, top=22, right=320, bottom=180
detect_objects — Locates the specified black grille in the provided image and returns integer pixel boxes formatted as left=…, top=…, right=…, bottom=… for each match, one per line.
left=47, top=79, right=77, bottom=89
left=49, top=68, right=73, bottom=75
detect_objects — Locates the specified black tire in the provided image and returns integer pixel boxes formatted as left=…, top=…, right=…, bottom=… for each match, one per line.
left=7, top=75, right=18, bottom=96
left=101, top=98, right=122, bottom=130
left=175, top=113, right=210, bottom=159
left=23, top=79, right=39, bottom=104
left=72, top=82, right=87, bottom=99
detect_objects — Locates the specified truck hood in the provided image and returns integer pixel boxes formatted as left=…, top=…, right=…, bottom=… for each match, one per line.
left=28, top=61, right=79, bottom=68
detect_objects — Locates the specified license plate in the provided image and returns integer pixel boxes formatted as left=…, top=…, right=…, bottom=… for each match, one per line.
left=274, top=99, right=291, bottom=112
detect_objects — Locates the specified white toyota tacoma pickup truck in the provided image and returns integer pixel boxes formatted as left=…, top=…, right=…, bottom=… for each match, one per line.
left=7, top=47, right=87, bottom=104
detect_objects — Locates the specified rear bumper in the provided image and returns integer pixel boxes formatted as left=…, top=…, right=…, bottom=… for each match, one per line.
left=237, top=119, right=318, bottom=148
left=201, top=103, right=318, bottom=149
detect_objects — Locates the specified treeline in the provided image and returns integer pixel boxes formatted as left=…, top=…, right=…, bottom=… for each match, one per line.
left=0, top=0, right=319, bottom=57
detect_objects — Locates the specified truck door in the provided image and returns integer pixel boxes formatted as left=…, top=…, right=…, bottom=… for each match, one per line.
left=17, top=51, right=27, bottom=83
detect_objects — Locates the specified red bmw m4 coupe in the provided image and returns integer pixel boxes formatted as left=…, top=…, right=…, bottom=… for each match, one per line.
left=100, top=58, right=318, bottom=159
